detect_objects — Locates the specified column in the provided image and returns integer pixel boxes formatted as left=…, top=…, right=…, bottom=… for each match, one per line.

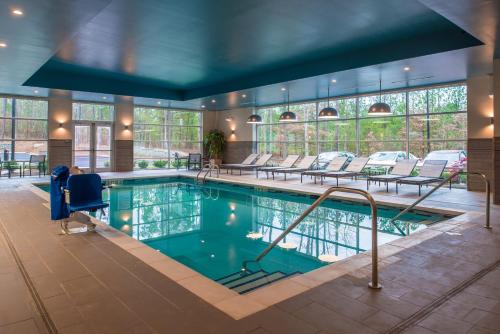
left=47, top=89, right=73, bottom=171
left=114, top=96, right=134, bottom=171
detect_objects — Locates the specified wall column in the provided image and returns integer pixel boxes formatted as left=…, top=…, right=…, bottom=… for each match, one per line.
left=203, top=108, right=253, bottom=164
left=493, top=60, right=500, bottom=204
left=114, top=96, right=134, bottom=171
left=467, top=75, right=494, bottom=192
left=47, top=89, right=73, bottom=171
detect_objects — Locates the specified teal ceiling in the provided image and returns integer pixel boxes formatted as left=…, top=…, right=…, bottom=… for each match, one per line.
left=0, top=0, right=496, bottom=108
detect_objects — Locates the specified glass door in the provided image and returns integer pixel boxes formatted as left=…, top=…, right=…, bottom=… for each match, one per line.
left=73, top=122, right=113, bottom=172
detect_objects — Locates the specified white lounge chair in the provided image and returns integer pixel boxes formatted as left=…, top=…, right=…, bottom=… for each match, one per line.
left=321, top=157, right=369, bottom=186
left=367, top=159, right=418, bottom=192
left=301, top=156, right=348, bottom=183
left=396, top=160, right=448, bottom=195
left=256, top=155, right=300, bottom=179
left=272, top=156, right=318, bottom=180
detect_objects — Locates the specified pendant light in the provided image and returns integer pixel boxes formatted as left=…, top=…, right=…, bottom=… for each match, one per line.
left=279, top=89, right=297, bottom=122
left=318, top=81, right=339, bottom=119
left=246, top=95, right=263, bottom=124
left=368, top=78, right=392, bottom=116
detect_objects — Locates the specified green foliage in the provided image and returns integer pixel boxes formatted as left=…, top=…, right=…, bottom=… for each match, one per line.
left=204, top=129, right=226, bottom=159
left=137, top=160, right=149, bottom=169
left=153, top=160, right=168, bottom=168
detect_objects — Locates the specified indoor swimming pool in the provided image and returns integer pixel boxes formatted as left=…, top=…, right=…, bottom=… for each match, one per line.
left=39, top=177, right=447, bottom=291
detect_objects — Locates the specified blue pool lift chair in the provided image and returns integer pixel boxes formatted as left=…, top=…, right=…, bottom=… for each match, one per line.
left=62, top=174, right=109, bottom=234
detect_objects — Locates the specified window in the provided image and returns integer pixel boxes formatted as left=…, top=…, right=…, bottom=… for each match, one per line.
left=133, top=107, right=202, bottom=169
left=72, top=103, right=114, bottom=121
left=0, top=97, right=48, bottom=161
left=255, top=83, right=467, bottom=184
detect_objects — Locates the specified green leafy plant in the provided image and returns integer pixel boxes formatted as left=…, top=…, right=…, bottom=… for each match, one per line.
left=204, top=129, right=226, bottom=159
left=153, top=160, right=168, bottom=168
left=137, top=160, right=149, bottom=169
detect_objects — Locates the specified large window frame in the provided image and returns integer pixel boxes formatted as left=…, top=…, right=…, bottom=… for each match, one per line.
left=133, top=106, right=202, bottom=169
left=255, top=83, right=467, bottom=160
left=0, top=96, right=48, bottom=161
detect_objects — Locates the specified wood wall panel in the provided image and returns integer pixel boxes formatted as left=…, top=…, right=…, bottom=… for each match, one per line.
left=114, top=140, right=134, bottom=172
left=467, top=138, right=493, bottom=192
left=48, top=139, right=72, bottom=171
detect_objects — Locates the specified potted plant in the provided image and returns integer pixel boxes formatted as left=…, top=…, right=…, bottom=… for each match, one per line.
left=204, top=129, right=226, bottom=166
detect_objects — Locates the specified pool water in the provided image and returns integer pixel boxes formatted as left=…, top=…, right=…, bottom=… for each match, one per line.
left=40, top=177, right=445, bottom=281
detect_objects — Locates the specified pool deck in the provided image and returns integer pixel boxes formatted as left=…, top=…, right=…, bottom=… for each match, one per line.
left=1, top=170, right=499, bottom=333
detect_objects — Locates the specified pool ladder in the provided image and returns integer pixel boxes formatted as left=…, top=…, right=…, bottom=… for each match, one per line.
left=196, top=163, right=220, bottom=183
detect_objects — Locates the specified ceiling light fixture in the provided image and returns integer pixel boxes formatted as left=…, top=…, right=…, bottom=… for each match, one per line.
left=12, top=8, right=23, bottom=16
left=247, top=95, right=263, bottom=124
left=102, top=96, right=107, bottom=100
left=157, top=101, right=161, bottom=105
left=201, top=104, right=205, bottom=108
left=0, top=42, right=7, bottom=48
left=403, top=66, right=411, bottom=71
left=281, top=87, right=286, bottom=91
left=241, top=94, right=246, bottom=98
left=211, top=99, right=216, bottom=103
left=368, top=78, right=392, bottom=116
left=331, top=79, right=337, bottom=83
left=318, top=80, right=339, bottom=120
left=279, top=88, right=297, bottom=122
left=33, top=90, right=39, bottom=94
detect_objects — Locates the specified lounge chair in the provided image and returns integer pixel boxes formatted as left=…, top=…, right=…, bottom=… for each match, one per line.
left=221, top=153, right=259, bottom=174
left=367, top=159, right=418, bottom=192
left=224, top=154, right=273, bottom=175
left=256, top=155, right=300, bottom=179
left=320, top=157, right=369, bottom=186
left=272, top=156, right=318, bottom=180
left=301, top=156, right=348, bottom=183
left=396, top=160, right=448, bottom=195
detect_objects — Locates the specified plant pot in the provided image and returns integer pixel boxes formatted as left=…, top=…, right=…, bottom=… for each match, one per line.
left=210, top=158, right=222, bottom=166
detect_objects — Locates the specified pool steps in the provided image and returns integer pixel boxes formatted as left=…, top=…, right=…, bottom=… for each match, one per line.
left=216, top=270, right=301, bottom=294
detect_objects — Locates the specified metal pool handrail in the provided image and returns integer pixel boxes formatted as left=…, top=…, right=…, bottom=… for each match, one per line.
left=389, top=171, right=491, bottom=230
left=196, top=163, right=220, bottom=182
left=243, top=186, right=382, bottom=289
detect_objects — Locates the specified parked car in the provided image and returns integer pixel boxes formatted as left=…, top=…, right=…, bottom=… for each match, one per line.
left=423, top=150, right=467, bottom=169
left=317, top=151, right=355, bottom=168
left=367, top=151, right=419, bottom=166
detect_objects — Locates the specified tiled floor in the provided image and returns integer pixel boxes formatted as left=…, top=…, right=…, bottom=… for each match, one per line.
left=0, top=171, right=499, bottom=333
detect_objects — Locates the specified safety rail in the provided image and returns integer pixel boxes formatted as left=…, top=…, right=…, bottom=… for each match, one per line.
left=196, top=163, right=220, bottom=182
left=243, top=186, right=382, bottom=289
left=389, top=171, right=491, bottom=231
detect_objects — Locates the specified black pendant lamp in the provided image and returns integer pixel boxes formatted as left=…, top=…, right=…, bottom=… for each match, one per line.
left=318, top=81, right=339, bottom=119
left=368, top=78, right=392, bottom=116
left=279, top=89, right=297, bottom=122
left=246, top=95, right=263, bottom=124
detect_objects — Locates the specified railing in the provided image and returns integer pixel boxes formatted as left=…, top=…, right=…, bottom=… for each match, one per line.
left=389, top=171, right=491, bottom=231
left=196, top=163, right=220, bottom=182
left=243, top=186, right=382, bottom=290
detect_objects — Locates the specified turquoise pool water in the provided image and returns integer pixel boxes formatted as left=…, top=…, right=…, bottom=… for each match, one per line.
left=40, top=177, right=445, bottom=280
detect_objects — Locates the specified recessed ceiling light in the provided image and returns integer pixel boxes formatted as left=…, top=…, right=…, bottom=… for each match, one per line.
left=241, top=94, right=246, bottom=98
left=211, top=99, right=216, bottom=103
left=404, top=66, right=411, bottom=71
left=12, top=9, right=23, bottom=16
left=331, top=79, right=337, bottom=83
left=0, top=42, right=7, bottom=48
left=281, top=87, right=286, bottom=91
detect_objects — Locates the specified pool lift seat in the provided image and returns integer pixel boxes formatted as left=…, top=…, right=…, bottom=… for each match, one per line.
left=62, top=174, right=109, bottom=234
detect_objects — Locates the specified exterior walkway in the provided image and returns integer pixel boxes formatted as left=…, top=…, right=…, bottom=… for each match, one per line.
left=0, top=171, right=498, bottom=333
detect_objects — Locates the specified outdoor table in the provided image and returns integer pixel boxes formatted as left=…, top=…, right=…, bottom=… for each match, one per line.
left=174, top=156, right=189, bottom=170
